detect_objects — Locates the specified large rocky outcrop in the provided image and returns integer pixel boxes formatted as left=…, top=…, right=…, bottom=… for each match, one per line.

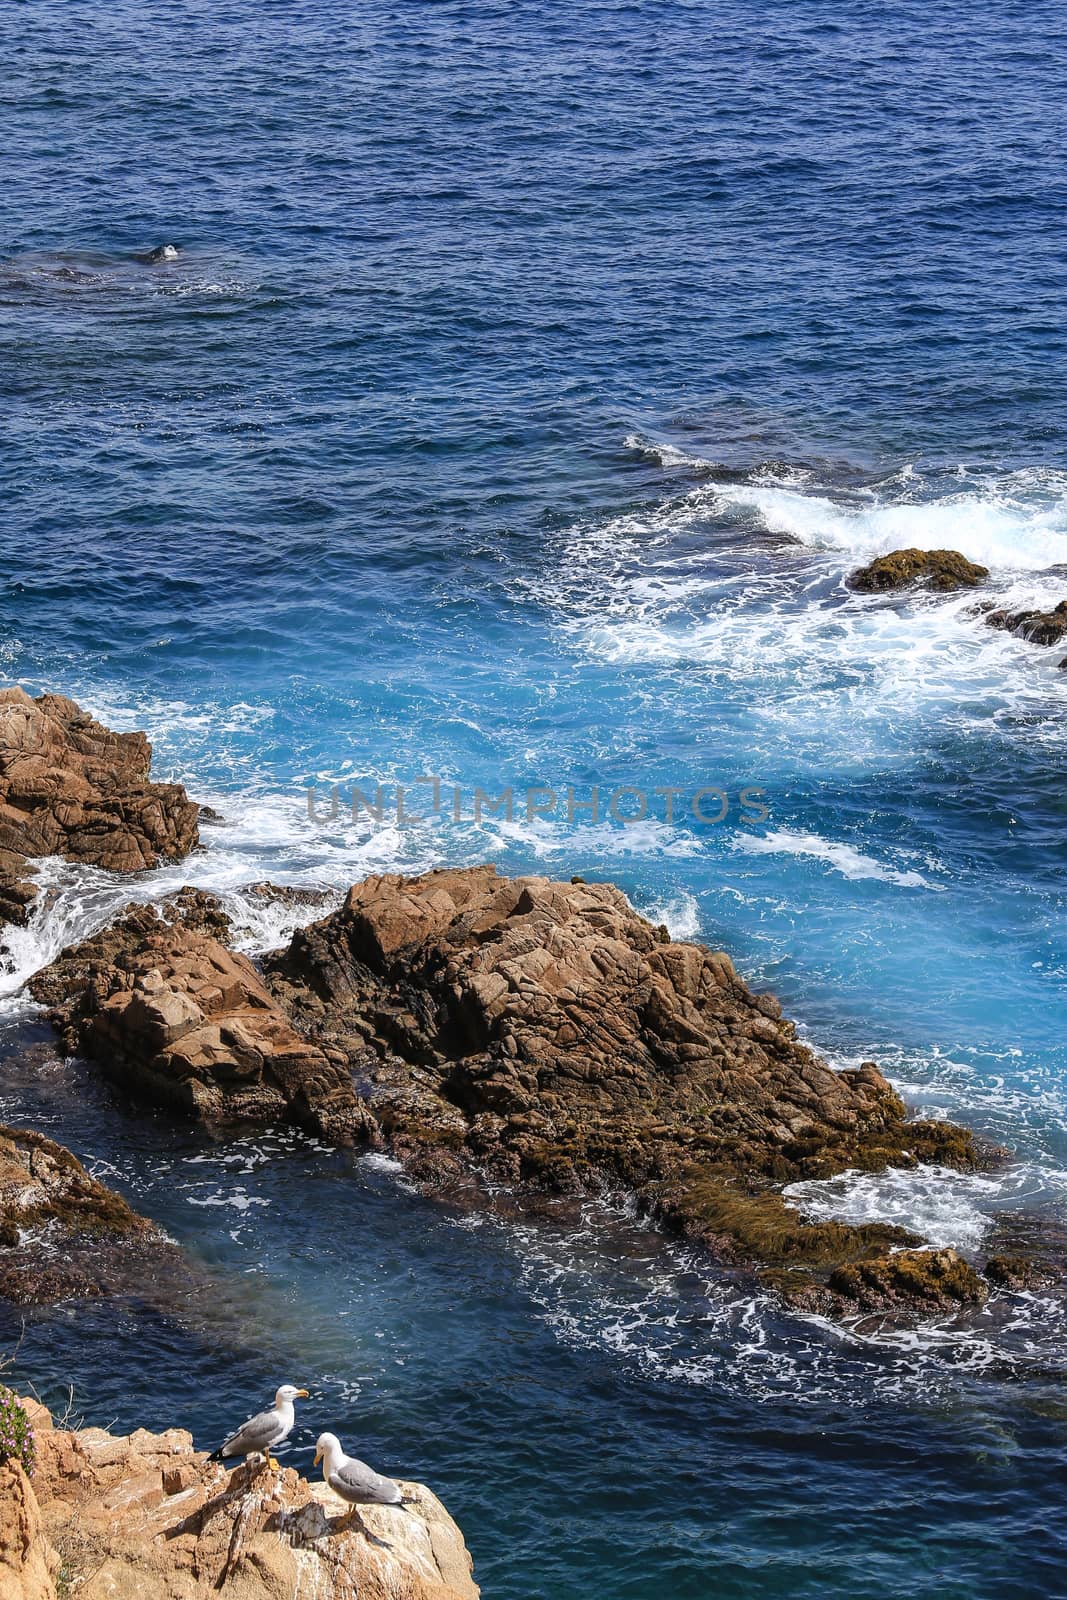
left=26, top=866, right=1004, bottom=1314
left=0, top=689, right=199, bottom=927
left=0, top=1124, right=166, bottom=1306
left=847, top=548, right=989, bottom=593
left=262, top=866, right=996, bottom=1312
left=29, top=892, right=372, bottom=1146
left=1, top=1397, right=478, bottom=1600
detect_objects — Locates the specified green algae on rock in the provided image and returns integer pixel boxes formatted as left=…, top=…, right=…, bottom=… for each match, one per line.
left=847, top=547, right=989, bottom=593
left=0, top=1123, right=163, bottom=1306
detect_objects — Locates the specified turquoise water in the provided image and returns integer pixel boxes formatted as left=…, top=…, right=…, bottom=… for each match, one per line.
left=2, top=2, right=1067, bottom=1594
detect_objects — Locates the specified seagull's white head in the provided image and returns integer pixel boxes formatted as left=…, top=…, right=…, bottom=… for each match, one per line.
left=314, top=1431, right=342, bottom=1468
left=275, top=1384, right=309, bottom=1406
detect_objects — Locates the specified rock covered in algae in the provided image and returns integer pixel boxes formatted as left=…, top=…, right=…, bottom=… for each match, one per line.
left=847, top=547, right=989, bottom=593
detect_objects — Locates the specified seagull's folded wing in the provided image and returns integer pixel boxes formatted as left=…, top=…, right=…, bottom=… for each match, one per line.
left=330, top=1457, right=402, bottom=1505
left=222, top=1406, right=282, bottom=1456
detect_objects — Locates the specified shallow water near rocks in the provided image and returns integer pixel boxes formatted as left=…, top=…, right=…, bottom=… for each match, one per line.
left=2, top=1, right=1067, bottom=1595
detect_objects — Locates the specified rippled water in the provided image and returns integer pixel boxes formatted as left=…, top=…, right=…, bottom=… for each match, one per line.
left=2, top=2, right=1067, bottom=1595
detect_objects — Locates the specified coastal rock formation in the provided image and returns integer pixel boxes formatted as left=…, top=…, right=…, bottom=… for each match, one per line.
left=25, top=866, right=1007, bottom=1314
left=0, top=1455, right=60, bottom=1600
left=3, top=1396, right=478, bottom=1600
left=982, top=597, right=1067, bottom=655
left=263, top=866, right=995, bottom=1309
left=847, top=548, right=989, bottom=593
left=0, top=689, right=199, bottom=928
left=0, top=1124, right=162, bottom=1306
left=30, top=893, right=371, bottom=1145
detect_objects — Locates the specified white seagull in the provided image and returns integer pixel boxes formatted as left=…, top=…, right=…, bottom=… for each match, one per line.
left=209, top=1384, right=309, bottom=1470
left=314, top=1431, right=411, bottom=1531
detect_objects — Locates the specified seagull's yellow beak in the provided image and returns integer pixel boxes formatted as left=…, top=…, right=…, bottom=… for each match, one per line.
left=313, top=1448, right=322, bottom=1467
left=296, top=1389, right=309, bottom=1399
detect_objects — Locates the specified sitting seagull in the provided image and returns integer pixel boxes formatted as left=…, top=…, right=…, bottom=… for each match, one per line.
left=209, top=1384, right=309, bottom=1470
left=314, top=1432, right=411, bottom=1531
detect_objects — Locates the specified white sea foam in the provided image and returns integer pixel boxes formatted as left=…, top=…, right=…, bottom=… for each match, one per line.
left=630, top=438, right=1067, bottom=572
left=733, top=829, right=942, bottom=890
left=710, top=478, right=1067, bottom=571
left=784, top=1165, right=1002, bottom=1252
left=186, top=1187, right=270, bottom=1213
left=443, top=1187, right=1067, bottom=1403
left=636, top=889, right=702, bottom=939
left=534, top=452, right=1067, bottom=767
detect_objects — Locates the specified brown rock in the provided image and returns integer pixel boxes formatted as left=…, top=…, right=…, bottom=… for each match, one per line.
left=983, top=1254, right=1040, bottom=1291
left=30, top=893, right=372, bottom=1145
left=262, top=866, right=997, bottom=1311
left=847, top=548, right=989, bottom=593
left=0, top=689, right=199, bottom=928
left=6, top=1398, right=478, bottom=1600
left=983, top=597, right=1067, bottom=647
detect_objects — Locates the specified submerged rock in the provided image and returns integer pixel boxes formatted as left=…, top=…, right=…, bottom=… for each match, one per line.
left=847, top=547, right=989, bottom=593
left=3, top=1396, right=478, bottom=1600
left=29, top=892, right=372, bottom=1145
left=982, top=597, right=1067, bottom=653
left=0, top=689, right=199, bottom=928
left=262, top=865, right=998, bottom=1312
left=0, top=1124, right=163, bottom=1306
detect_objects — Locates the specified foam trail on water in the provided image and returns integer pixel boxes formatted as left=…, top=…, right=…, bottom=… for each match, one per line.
left=733, top=829, right=942, bottom=890
left=785, top=1160, right=1067, bottom=1253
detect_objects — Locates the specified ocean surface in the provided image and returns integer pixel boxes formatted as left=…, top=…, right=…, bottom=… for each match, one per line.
left=2, top=1, right=1067, bottom=1594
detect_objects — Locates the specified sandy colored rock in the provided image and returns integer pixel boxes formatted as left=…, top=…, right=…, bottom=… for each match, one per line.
left=0, top=1459, right=61, bottom=1600
left=4, top=1399, right=477, bottom=1600
left=847, top=547, right=989, bottom=593
left=0, top=689, right=199, bottom=928
left=30, top=892, right=372, bottom=1145
left=263, top=866, right=997, bottom=1312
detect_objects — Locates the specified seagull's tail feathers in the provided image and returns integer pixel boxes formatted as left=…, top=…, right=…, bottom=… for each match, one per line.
left=208, top=1446, right=228, bottom=1462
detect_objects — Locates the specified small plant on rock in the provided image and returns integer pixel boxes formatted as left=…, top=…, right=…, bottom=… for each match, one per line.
left=0, top=1383, right=35, bottom=1475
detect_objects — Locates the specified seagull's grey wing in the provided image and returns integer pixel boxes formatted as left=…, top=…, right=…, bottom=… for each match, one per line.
left=220, top=1405, right=285, bottom=1457
left=329, top=1456, right=403, bottom=1506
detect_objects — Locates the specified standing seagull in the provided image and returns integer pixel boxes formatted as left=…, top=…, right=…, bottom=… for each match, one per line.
left=314, top=1432, right=411, bottom=1532
left=209, top=1384, right=309, bottom=1470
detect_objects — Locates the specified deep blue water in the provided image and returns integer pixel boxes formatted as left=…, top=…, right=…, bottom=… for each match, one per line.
left=2, top=2, right=1067, bottom=1595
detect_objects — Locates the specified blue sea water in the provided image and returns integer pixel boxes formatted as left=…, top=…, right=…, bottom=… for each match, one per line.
left=2, top=1, right=1067, bottom=1594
